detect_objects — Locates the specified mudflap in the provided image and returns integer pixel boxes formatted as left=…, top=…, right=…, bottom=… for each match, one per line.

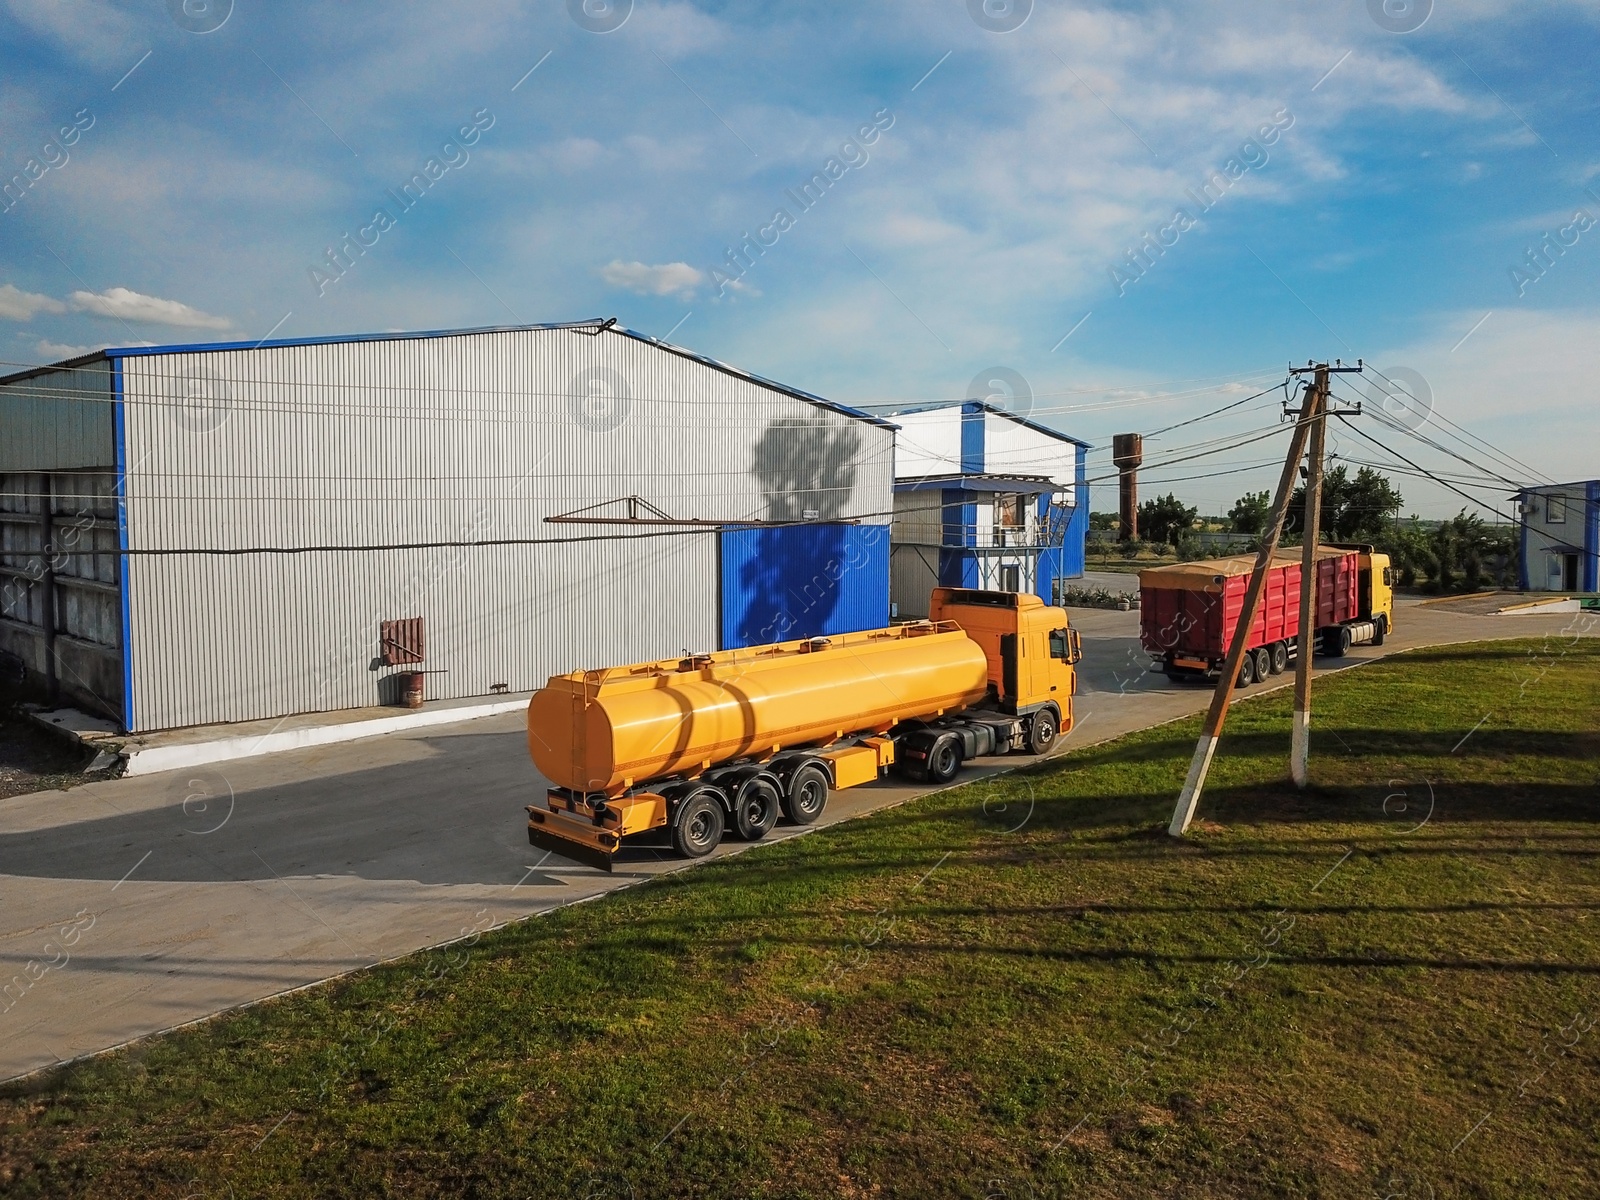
left=527, top=807, right=619, bottom=872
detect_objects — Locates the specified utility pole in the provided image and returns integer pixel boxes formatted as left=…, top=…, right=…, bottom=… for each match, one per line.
left=1289, top=362, right=1363, bottom=788
left=1292, top=369, right=1327, bottom=788
left=1168, top=359, right=1363, bottom=836
left=1168, top=400, right=1314, bottom=836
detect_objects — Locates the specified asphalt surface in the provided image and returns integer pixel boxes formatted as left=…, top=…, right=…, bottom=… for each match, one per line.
left=1, top=598, right=1594, bottom=1081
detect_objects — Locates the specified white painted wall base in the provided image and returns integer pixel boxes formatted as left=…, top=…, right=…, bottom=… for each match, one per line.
left=121, top=698, right=530, bottom=777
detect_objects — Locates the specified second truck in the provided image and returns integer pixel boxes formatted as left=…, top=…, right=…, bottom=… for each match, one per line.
left=1139, top=543, right=1395, bottom=685
left=525, top=587, right=1082, bottom=870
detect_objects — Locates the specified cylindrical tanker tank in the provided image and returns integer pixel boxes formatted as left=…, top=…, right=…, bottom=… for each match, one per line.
left=527, top=624, right=990, bottom=795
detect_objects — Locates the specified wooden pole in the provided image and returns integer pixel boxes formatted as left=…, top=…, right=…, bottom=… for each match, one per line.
left=1168, top=399, right=1317, bottom=837
left=1291, top=369, right=1328, bottom=787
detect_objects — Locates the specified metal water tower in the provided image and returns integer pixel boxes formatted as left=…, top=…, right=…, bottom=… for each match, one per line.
left=1112, top=433, right=1143, bottom=541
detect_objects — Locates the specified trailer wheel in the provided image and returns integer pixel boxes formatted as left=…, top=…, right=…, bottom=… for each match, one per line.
left=731, top=774, right=782, bottom=841
left=1237, top=651, right=1257, bottom=687
left=1025, top=707, right=1059, bottom=755
left=671, top=789, right=725, bottom=858
left=1269, top=641, right=1288, bottom=675
left=782, top=762, right=829, bottom=825
left=926, top=734, right=962, bottom=783
left=1252, top=647, right=1272, bottom=683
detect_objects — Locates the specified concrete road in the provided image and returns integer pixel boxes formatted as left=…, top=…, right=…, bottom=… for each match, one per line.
left=1, top=599, right=1593, bottom=1081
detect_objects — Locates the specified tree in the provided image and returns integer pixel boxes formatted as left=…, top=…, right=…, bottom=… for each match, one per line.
left=1229, top=490, right=1272, bottom=535
left=1289, top=465, right=1403, bottom=542
left=1138, top=492, right=1198, bottom=546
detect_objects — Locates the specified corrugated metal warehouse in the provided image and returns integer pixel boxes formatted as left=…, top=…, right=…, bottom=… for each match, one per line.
left=0, top=322, right=894, bottom=733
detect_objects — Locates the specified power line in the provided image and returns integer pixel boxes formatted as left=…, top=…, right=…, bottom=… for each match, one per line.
left=1332, top=413, right=1518, bottom=523
left=1360, top=364, right=1552, bottom=487
left=1328, top=378, right=1527, bottom=490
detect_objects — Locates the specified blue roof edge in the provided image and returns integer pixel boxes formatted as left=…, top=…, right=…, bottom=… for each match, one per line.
left=3, top=319, right=896, bottom=432
left=874, top=398, right=1091, bottom=448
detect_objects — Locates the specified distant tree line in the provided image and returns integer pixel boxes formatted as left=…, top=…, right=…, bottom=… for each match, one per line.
left=1093, top=465, right=1516, bottom=591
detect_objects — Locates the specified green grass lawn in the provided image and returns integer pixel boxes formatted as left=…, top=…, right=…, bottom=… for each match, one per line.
left=3, top=638, right=1598, bottom=1199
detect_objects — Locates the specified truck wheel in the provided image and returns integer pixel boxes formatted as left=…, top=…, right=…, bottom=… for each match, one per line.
left=671, top=789, right=725, bottom=858
left=1372, top=616, right=1386, bottom=647
left=1326, top=626, right=1351, bottom=658
left=1252, top=648, right=1272, bottom=683
left=1237, top=651, right=1256, bottom=687
left=781, top=762, right=829, bottom=825
left=731, top=774, right=781, bottom=841
left=1269, top=641, right=1288, bottom=675
left=1026, top=707, right=1059, bottom=755
left=925, top=735, right=962, bottom=784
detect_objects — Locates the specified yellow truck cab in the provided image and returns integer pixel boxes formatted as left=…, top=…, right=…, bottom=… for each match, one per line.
left=1329, top=543, right=1395, bottom=644
left=929, top=587, right=1080, bottom=732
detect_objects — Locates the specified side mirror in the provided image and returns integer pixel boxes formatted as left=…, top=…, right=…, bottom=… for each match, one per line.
left=1069, top=630, right=1083, bottom=664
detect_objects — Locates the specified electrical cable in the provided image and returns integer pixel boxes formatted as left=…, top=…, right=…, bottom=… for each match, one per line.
left=1332, top=413, right=1519, bottom=523
left=1361, top=364, right=1553, bottom=487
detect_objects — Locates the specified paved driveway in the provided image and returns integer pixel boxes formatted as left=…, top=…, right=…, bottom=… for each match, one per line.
left=1, top=599, right=1592, bottom=1080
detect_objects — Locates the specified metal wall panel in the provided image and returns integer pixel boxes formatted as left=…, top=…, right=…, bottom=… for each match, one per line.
left=0, top=362, right=114, bottom=471
left=117, top=328, right=894, bottom=730
left=720, top=524, right=890, bottom=648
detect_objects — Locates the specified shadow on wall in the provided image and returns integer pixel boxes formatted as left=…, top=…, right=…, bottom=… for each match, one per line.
left=733, top=423, right=865, bottom=646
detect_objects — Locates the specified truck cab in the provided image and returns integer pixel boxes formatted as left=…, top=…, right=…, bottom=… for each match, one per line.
left=929, top=587, right=1081, bottom=720
left=1330, top=544, right=1395, bottom=637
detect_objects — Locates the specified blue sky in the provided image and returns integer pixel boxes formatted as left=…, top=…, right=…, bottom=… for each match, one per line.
left=2, top=0, right=1596, bottom=517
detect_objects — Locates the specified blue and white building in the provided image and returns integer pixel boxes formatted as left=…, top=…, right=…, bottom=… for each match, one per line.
left=886, top=401, right=1089, bottom=619
left=1515, top=480, right=1599, bottom=592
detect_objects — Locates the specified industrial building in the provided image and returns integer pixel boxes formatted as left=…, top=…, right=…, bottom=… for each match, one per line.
left=1515, top=480, right=1598, bottom=592
left=887, top=401, right=1088, bottom=619
left=0, top=322, right=895, bottom=733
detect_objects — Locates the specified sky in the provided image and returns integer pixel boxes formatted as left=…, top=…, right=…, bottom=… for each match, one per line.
left=2, top=0, right=1597, bottom=519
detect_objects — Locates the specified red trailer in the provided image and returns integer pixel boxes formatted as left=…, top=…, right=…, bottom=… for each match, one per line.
left=1139, top=547, right=1371, bottom=686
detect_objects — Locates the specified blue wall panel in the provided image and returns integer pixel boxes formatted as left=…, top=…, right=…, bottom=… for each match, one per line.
left=721, top=523, right=890, bottom=648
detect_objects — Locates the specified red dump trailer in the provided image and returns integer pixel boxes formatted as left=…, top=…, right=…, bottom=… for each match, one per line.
left=1139, top=545, right=1394, bottom=686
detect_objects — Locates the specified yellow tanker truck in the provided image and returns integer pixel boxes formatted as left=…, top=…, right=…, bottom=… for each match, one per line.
left=525, top=587, right=1083, bottom=870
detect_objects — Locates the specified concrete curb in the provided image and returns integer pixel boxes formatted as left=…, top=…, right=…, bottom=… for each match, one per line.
left=24, top=697, right=532, bottom=780
left=118, top=699, right=531, bottom=776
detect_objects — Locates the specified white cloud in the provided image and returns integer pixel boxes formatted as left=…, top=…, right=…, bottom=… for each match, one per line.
left=598, top=260, right=703, bottom=298
left=0, top=284, right=66, bottom=320
left=35, top=338, right=94, bottom=360
left=68, top=287, right=231, bottom=329
left=3, top=0, right=143, bottom=68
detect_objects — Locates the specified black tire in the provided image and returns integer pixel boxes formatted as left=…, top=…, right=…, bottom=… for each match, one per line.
left=1237, top=651, right=1256, bottom=687
left=1026, top=706, right=1059, bottom=755
left=925, top=734, right=962, bottom=783
left=781, top=762, right=829, bottom=825
left=671, top=788, right=725, bottom=858
left=731, top=774, right=781, bottom=841
left=1253, top=647, right=1272, bottom=683
left=1372, top=616, right=1387, bottom=647
left=1269, top=641, right=1288, bottom=675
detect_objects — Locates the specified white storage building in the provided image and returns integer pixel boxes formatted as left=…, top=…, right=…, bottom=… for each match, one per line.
left=0, top=322, right=895, bottom=732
